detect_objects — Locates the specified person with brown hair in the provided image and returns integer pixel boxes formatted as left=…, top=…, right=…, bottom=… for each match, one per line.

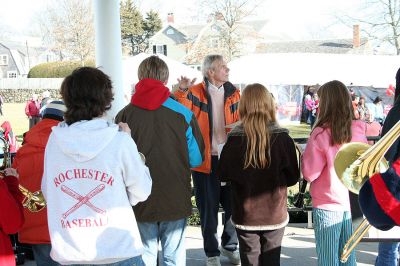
left=217, top=83, right=299, bottom=266
left=116, top=56, right=204, bottom=266
left=302, top=80, right=368, bottom=266
left=41, top=67, right=152, bottom=266
left=371, top=96, right=385, bottom=125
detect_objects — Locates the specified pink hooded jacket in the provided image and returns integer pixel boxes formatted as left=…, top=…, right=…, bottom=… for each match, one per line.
left=302, top=120, right=368, bottom=211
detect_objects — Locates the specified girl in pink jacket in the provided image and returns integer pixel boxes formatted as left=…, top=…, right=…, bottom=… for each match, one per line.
left=302, top=80, right=367, bottom=266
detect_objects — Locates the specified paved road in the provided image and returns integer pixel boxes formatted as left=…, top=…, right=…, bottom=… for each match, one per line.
left=23, top=224, right=378, bottom=266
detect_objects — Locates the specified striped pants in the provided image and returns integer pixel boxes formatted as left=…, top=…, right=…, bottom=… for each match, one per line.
left=313, top=208, right=356, bottom=266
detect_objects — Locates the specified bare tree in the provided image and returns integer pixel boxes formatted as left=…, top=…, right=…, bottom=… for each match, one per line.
left=38, top=0, right=95, bottom=63
left=200, top=0, right=260, bottom=61
left=341, top=0, right=400, bottom=54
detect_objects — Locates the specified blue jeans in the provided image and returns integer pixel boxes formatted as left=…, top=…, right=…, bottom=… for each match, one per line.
left=137, top=218, right=187, bottom=266
left=69, top=256, right=144, bottom=266
left=375, top=242, right=400, bottom=266
left=31, top=244, right=61, bottom=266
left=192, top=156, right=238, bottom=257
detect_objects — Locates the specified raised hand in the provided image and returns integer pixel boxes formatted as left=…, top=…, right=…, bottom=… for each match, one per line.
left=4, top=168, right=19, bottom=178
left=177, top=76, right=197, bottom=91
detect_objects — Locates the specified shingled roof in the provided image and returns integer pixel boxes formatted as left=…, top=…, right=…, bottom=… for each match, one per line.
left=257, top=38, right=370, bottom=54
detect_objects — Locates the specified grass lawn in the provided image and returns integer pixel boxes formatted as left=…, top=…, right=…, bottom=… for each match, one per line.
left=284, top=123, right=311, bottom=139
left=2, top=103, right=29, bottom=141
left=1, top=103, right=312, bottom=143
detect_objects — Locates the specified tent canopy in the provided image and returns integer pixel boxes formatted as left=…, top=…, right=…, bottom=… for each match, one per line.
left=122, top=53, right=202, bottom=98
left=229, top=53, right=400, bottom=88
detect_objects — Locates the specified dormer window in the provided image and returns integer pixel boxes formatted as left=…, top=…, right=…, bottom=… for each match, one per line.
left=0, top=55, right=8, bottom=66
left=166, top=28, right=174, bottom=35
left=211, top=25, right=220, bottom=32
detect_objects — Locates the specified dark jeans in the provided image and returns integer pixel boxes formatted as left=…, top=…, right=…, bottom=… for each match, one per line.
left=192, top=156, right=238, bottom=257
left=29, top=116, right=40, bottom=129
left=236, top=227, right=285, bottom=266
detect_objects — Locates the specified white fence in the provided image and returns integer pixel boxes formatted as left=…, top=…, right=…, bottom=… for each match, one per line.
left=0, top=78, right=63, bottom=90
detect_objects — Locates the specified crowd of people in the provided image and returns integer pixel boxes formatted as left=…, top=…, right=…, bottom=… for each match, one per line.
left=0, top=54, right=399, bottom=266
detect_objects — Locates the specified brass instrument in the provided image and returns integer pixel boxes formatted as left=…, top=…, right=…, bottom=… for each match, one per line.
left=334, top=120, right=400, bottom=262
left=0, top=136, right=46, bottom=212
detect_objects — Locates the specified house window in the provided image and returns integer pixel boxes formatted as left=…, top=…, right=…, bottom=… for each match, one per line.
left=0, top=55, right=8, bottom=66
left=166, top=28, right=174, bottom=35
left=7, top=71, right=17, bottom=78
left=152, top=45, right=167, bottom=56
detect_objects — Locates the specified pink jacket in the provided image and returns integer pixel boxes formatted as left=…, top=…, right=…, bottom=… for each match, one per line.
left=302, top=120, right=367, bottom=211
left=305, top=99, right=314, bottom=111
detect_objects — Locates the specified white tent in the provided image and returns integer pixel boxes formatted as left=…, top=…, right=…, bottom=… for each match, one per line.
left=122, top=53, right=202, bottom=100
left=229, top=53, right=400, bottom=88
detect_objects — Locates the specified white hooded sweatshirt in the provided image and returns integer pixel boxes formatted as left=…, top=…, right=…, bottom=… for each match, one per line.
left=41, top=119, right=152, bottom=265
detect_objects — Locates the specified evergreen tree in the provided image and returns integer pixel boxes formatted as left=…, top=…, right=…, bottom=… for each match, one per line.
left=142, top=10, right=163, bottom=51
left=120, top=0, right=144, bottom=55
left=120, top=0, right=162, bottom=54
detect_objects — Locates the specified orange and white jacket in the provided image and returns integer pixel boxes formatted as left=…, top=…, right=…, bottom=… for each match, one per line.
left=174, top=80, right=240, bottom=173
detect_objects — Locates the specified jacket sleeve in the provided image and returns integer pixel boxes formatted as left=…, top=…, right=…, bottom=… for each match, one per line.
left=121, top=134, right=152, bottom=206
left=381, top=107, right=400, bottom=164
left=173, top=89, right=193, bottom=110
left=282, top=135, right=300, bottom=187
left=186, top=114, right=205, bottom=168
left=0, top=176, right=24, bottom=234
left=25, top=101, right=30, bottom=116
left=301, top=130, right=326, bottom=183
left=216, top=136, right=233, bottom=182
left=114, top=109, right=124, bottom=124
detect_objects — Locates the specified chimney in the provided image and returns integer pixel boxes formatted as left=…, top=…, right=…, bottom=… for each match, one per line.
left=353, top=25, right=360, bottom=48
left=167, top=13, right=174, bottom=24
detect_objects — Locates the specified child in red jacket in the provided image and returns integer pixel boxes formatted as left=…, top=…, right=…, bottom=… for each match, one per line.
left=0, top=168, right=24, bottom=266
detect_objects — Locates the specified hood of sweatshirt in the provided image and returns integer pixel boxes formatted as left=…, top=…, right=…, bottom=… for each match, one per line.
left=16, top=119, right=60, bottom=159
left=51, top=119, right=118, bottom=162
left=131, top=78, right=170, bottom=110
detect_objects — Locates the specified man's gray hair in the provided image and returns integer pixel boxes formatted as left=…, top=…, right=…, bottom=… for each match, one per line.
left=202, top=54, right=223, bottom=78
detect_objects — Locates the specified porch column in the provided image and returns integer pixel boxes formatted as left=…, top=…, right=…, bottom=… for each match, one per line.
left=93, top=0, right=124, bottom=121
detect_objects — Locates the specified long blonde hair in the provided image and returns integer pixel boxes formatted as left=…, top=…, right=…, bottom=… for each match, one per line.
left=313, top=80, right=354, bottom=145
left=239, top=83, right=277, bottom=169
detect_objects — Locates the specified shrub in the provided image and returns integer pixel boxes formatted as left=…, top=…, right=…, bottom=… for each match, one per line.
left=287, top=188, right=312, bottom=223
left=187, top=196, right=201, bottom=226
left=28, top=60, right=95, bottom=78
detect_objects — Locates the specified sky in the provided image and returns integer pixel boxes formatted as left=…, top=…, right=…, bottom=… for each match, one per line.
left=139, top=0, right=365, bottom=40
left=0, top=0, right=44, bottom=32
left=0, top=0, right=365, bottom=41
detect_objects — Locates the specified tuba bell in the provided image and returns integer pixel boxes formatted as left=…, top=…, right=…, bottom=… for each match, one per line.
left=0, top=136, right=46, bottom=212
left=334, top=120, right=400, bottom=262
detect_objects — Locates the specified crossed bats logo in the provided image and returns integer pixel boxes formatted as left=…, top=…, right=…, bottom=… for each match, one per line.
left=61, top=184, right=106, bottom=219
